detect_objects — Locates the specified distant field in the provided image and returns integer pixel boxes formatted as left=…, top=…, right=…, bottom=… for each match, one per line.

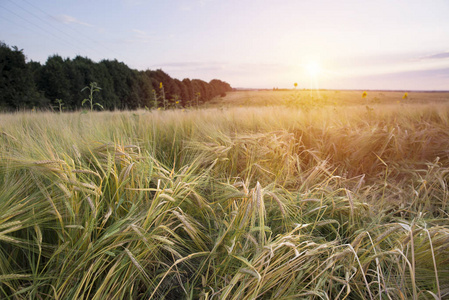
left=1, top=93, right=449, bottom=299
left=207, top=89, right=449, bottom=107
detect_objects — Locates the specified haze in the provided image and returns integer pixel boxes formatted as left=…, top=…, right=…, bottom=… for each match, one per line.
left=1, top=0, right=448, bottom=90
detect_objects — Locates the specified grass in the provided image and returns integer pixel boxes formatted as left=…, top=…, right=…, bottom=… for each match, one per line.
left=1, top=91, right=449, bottom=299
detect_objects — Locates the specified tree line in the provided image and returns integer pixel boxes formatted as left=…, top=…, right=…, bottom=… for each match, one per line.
left=0, top=42, right=232, bottom=111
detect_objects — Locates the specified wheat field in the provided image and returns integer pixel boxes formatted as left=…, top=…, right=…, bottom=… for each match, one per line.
left=1, top=90, right=449, bottom=299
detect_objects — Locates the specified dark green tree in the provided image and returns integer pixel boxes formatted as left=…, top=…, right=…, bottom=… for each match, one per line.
left=209, top=79, right=232, bottom=97
left=1, top=41, right=232, bottom=111
left=0, top=42, right=44, bottom=109
left=173, top=79, right=188, bottom=106
left=101, top=59, right=142, bottom=109
left=36, top=55, right=73, bottom=108
left=182, top=78, right=194, bottom=106
left=192, top=79, right=214, bottom=103
left=136, top=72, right=154, bottom=108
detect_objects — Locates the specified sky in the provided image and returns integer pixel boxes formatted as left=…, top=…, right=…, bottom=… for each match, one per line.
left=1, top=0, right=448, bottom=90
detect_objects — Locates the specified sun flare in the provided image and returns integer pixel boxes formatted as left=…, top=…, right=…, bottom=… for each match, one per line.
left=306, top=61, right=321, bottom=77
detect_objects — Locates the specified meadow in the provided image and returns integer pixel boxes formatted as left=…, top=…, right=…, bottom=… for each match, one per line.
left=1, top=90, right=449, bottom=299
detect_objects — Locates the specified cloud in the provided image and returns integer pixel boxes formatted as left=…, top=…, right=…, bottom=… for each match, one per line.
left=348, top=67, right=449, bottom=91
left=179, top=0, right=213, bottom=11
left=53, top=15, right=93, bottom=27
left=152, top=61, right=227, bottom=72
left=152, top=62, right=293, bottom=75
left=132, top=29, right=147, bottom=36
left=196, top=0, right=213, bottom=6
left=121, top=0, right=144, bottom=6
left=365, top=67, right=449, bottom=80
left=421, top=52, right=449, bottom=60
left=127, top=29, right=162, bottom=43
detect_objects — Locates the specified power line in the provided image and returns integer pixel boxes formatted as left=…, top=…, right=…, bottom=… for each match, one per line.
left=0, top=14, right=52, bottom=54
left=6, top=0, right=107, bottom=58
left=0, top=3, right=86, bottom=54
left=19, top=0, right=123, bottom=59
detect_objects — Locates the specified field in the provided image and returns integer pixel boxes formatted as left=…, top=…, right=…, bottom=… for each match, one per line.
left=207, top=90, right=449, bottom=107
left=1, top=90, right=449, bottom=299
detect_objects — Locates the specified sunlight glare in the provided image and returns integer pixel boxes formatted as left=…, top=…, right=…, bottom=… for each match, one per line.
left=306, top=61, right=321, bottom=77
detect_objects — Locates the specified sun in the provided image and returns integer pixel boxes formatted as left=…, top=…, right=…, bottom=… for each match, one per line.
left=306, top=61, right=321, bottom=77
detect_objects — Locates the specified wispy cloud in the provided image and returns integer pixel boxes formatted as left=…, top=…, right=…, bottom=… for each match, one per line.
left=127, top=29, right=162, bottom=43
left=152, top=61, right=227, bottom=72
left=197, top=0, right=213, bottom=6
left=158, top=61, right=287, bottom=70
left=121, top=0, right=144, bottom=6
left=179, top=0, right=213, bottom=11
left=53, top=14, right=93, bottom=27
left=179, top=5, right=192, bottom=11
left=349, top=67, right=449, bottom=90
left=150, top=61, right=293, bottom=86
left=421, top=51, right=449, bottom=60
left=132, top=29, right=147, bottom=36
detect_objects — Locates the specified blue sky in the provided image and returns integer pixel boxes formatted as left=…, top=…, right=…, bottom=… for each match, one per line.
left=1, top=0, right=448, bottom=90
